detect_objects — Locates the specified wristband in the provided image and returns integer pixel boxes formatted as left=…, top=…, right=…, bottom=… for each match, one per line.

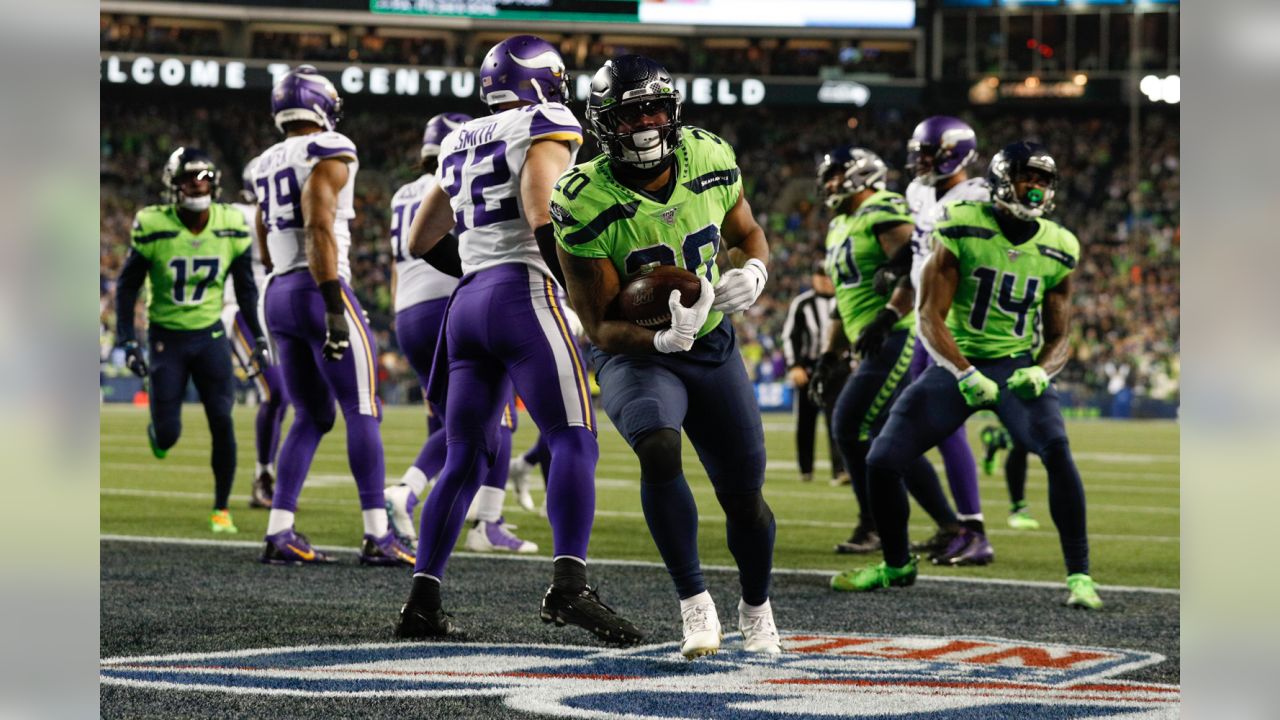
left=318, top=279, right=345, bottom=315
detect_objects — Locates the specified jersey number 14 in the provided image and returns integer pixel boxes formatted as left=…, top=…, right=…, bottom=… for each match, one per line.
left=968, top=267, right=1040, bottom=337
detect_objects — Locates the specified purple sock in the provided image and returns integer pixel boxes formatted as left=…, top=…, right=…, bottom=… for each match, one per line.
left=345, top=413, right=386, bottom=510
left=543, top=427, right=598, bottom=560
left=938, top=425, right=982, bottom=517
left=272, top=412, right=326, bottom=513
left=414, top=441, right=490, bottom=576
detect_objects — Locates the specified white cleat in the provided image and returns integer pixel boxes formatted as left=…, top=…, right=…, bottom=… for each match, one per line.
left=739, top=599, right=782, bottom=655
left=509, top=457, right=536, bottom=512
left=464, top=519, right=538, bottom=553
left=680, top=594, right=722, bottom=660
left=384, top=483, right=417, bottom=544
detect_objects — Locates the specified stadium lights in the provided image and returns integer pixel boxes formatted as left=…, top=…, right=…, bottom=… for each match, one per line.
left=1073, top=73, right=1088, bottom=86
left=1140, top=74, right=1180, bottom=104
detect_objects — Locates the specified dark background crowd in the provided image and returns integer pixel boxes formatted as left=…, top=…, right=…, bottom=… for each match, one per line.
left=100, top=88, right=1179, bottom=412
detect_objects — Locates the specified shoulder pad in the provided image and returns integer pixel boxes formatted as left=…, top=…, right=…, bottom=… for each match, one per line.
left=306, top=131, right=357, bottom=162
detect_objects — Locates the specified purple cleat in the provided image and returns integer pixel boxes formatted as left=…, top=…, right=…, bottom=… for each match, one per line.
left=360, top=531, right=417, bottom=567
left=930, top=528, right=995, bottom=567
left=260, top=528, right=336, bottom=565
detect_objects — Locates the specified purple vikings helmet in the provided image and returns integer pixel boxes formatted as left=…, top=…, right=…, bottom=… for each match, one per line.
left=817, top=146, right=888, bottom=209
left=478, top=35, right=570, bottom=109
left=421, top=112, right=473, bottom=161
left=988, top=141, right=1058, bottom=221
left=271, top=65, right=343, bottom=133
left=906, top=116, right=978, bottom=186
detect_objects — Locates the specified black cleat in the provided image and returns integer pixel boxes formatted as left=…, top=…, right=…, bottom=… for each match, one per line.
left=835, top=524, right=881, bottom=554
left=249, top=469, right=274, bottom=509
left=395, top=604, right=464, bottom=640
left=540, top=584, right=643, bottom=646
left=910, top=528, right=959, bottom=562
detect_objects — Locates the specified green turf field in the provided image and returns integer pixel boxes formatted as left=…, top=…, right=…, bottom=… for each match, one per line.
left=100, top=403, right=1178, bottom=589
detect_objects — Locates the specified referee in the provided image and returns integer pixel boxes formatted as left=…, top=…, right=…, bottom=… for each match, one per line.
left=782, top=266, right=846, bottom=483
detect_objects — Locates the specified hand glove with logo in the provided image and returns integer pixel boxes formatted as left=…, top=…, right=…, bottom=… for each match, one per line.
left=872, top=265, right=900, bottom=297
left=808, top=350, right=851, bottom=408
left=653, top=275, right=715, bottom=354
left=122, top=340, right=149, bottom=378
left=957, top=367, right=1000, bottom=408
left=248, top=338, right=271, bottom=377
left=853, top=308, right=900, bottom=359
left=323, top=312, right=350, bottom=362
left=1007, top=365, right=1049, bottom=399
left=711, top=258, right=767, bottom=314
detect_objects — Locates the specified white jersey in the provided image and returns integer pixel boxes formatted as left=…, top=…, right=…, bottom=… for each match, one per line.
left=389, top=173, right=459, bottom=312
left=907, top=176, right=990, bottom=289
left=435, top=103, right=582, bottom=276
left=224, top=202, right=268, bottom=304
left=250, top=131, right=358, bottom=282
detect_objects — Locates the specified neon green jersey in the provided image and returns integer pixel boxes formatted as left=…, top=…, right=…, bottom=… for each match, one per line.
left=129, top=203, right=253, bottom=331
left=823, top=189, right=915, bottom=341
left=552, top=126, right=743, bottom=339
left=932, top=201, right=1079, bottom=359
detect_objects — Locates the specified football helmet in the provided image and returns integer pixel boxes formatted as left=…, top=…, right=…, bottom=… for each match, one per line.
left=421, top=112, right=472, bottom=161
left=239, top=160, right=256, bottom=204
left=585, top=55, right=683, bottom=171
left=988, top=141, right=1058, bottom=221
left=906, top=116, right=978, bottom=186
left=271, top=65, right=343, bottom=132
left=162, top=147, right=220, bottom=211
left=479, top=35, right=570, bottom=108
left=817, top=146, right=887, bottom=209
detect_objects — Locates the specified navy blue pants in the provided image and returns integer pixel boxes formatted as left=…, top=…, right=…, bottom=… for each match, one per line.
left=148, top=323, right=237, bottom=509
left=866, top=356, right=1089, bottom=574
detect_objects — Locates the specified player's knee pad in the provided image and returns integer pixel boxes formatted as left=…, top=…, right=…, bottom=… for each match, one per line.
left=634, top=428, right=683, bottom=485
left=1038, top=438, right=1073, bottom=466
left=865, top=434, right=909, bottom=477
left=715, top=490, right=774, bottom=531
left=295, top=406, right=336, bottom=434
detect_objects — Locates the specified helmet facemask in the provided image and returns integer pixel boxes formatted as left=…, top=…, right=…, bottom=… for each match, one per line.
left=589, top=95, right=683, bottom=171
left=990, top=150, right=1057, bottom=221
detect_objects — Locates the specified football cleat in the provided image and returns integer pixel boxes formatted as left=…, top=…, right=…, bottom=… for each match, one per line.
left=829, top=472, right=852, bottom=487
left=384, top=483, right=418, bottom=544
left=509, top=457, right=537, bottom=512
left=395, top=604, right=463, bottom=639
left=209, top=509, right=238, bottom=534
left=910, top=527, right=959, bottom=561
left=1065, top=573, right=1103, bottom=610
left=831, top=556, right=919, bottom=592
left=799, top=472, right=813, bottom=483
left=1007, top=505, right=1041, bottom=530
left=260, top=528, right=335, bottom=565
left=360, top=531, right=416, bottom=567
left=834, top=524, right=881, bottom=554
left=249, top=469, right=274, bottom=509
left=146, top=423, right=167, bottom=460
left=465, top=519, right=538, bottom=554
left=930, top=528, right=994, bottom=566
left=540, top=584, right=644, bottom=646
left=738, top=599, right=782, bottom=655
left=679, top=595, right=722, bottom=660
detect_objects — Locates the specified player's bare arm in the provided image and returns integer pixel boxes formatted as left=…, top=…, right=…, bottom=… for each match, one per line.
left=820, top=307, right=851, bottom=356
left=1036, top=274, right=1072, bottom=377
left=712, top=189, right=769, bottom=313
left=302, top=157, right=349, bottom=284
left=406, top=182, right=454, bottom=259
left=875, top=222, right=916, bottom=317
left=255, top=207, right=273, bottom=272
left=524, top=139, right=573, bottom=284
left=558, top=249, right=662, bottom=355
left=917, top=245, right=968, bottom=375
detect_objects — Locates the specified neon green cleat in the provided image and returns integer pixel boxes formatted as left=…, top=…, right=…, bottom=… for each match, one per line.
left=147, top=423, right=167, bottom=460
left=980, top=457, right=998, bottom=476
left=1007, top=505, right=1041, bottom=530
left=831, top=556, right=919, bottom=592
left=1065, top=573, right=1103, bottom=610
left=210, top=510, right=238, bottom=534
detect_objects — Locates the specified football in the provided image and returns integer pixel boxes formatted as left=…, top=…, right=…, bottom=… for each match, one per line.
left=617, top=265, right=702, bottom=329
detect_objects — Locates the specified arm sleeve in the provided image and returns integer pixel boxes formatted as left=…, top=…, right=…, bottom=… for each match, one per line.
left=228, top=252, right=264, bottom=340
left=115, top=249, right=150, bottom=344
left=535, top=223, right=566, bottom=287
left=418, top=232, right=463, bottom=278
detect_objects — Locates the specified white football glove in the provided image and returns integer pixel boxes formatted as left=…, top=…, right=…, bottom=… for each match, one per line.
left=562, top=305, right=586, bottom=338
left=711, top=258, right=768, bottom=313
left=653, top=275, right=715, bottom=354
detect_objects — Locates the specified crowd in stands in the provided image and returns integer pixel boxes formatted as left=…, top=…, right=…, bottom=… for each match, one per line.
left=100, top=94, right=1179, bottom=411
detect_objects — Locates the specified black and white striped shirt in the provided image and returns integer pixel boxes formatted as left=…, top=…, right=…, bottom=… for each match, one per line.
left=782, top=289, right=836, bottom=370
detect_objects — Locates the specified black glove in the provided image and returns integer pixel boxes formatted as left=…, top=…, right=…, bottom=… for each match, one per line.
left=323, top=312, right=350, bottom=362
left=248, top=338, right=271, bottom=377
left=872, top=265, right=901, bottom=296
left=853, top=308, right=900, bottom=359
left=122, top=340, right=148, bottom=378
left=809, top=350, right=851, bottom=408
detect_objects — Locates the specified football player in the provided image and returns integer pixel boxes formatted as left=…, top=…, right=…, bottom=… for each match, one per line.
left=115, top=147, right=266, bottom=534
left=809, top=147, right=960, bottom=563
left=251, top=66, right=415, bottom=567
left=979, top=424, right=1040, bottom=529
left=223, top=161, right=287, bottom=509
left=396, top=36, right=641, bottom=645
left=382, top=112, right=535, bottom=554
left=835, top=142, right=1102, bottom=610
left=555, top=55, right=781, bottom=660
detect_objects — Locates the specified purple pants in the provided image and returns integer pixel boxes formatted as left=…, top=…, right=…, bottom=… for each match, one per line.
left=230, top=309, right=288, bottom=466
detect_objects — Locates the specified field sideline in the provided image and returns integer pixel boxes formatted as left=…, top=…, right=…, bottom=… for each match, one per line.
left=100, top=403, right=1179, bottom=589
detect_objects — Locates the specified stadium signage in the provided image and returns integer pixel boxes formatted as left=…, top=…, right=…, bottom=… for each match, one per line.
left=101, top=632, right=1179, bottom=717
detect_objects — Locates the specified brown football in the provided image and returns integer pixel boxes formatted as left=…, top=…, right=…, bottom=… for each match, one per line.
left=618, top=265, right=702, bottom=330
